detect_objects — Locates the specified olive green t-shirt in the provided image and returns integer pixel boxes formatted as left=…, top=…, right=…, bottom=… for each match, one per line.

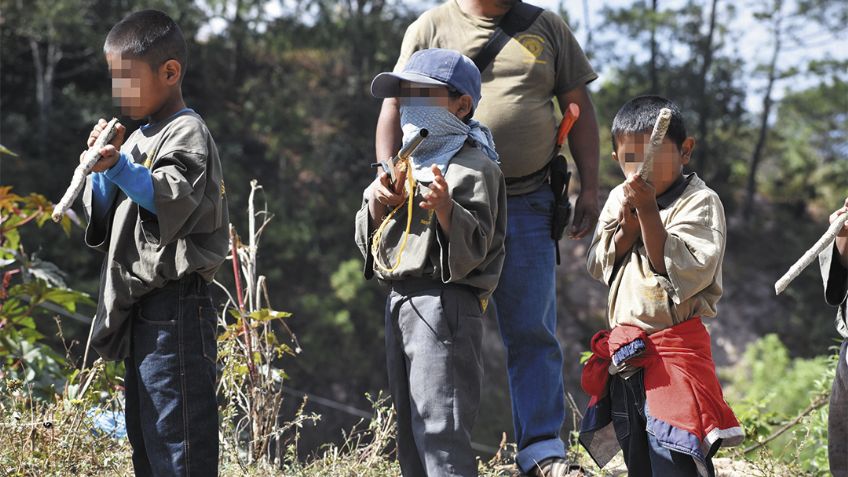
left=395, top=0, right=597, bottom=195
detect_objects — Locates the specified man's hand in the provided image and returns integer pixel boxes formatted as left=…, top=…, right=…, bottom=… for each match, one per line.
left=83, top=118, right=126, bottom=173
left=570, top=189, right=600, bottom=239
left=557, top=85, right=601, bottom=240
left=622, top=175, right=656, bottom=213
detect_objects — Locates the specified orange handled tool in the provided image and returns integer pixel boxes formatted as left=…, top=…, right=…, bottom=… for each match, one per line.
left=556, top=102, right=580, bottom=148
left=550, top=103, right=581, bottom=260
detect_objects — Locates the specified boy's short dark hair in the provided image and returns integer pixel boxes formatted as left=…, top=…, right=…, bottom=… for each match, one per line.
left=104, top=10, right=187, bottom=72
left=611, top=95, right=687, bottom=152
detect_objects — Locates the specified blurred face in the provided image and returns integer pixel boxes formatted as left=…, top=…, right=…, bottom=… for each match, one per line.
left=106, top=51, right=169, bottom=120
left=398, top=81, right=472, bottom=120
left=613, top=133, right=694, bottom=195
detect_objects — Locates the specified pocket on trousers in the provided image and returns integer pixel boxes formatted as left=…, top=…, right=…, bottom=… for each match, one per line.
left=521, top=191, right=554, bottom=215
left=136, top=290, right=179, bottom=326
left=401, top=289, right=452, bottom=345
left=136, top=305, right=179, bottom=329
left=134, top=298, right=179, bottom=357
left=609, top=377, right=631, bottom=441
left=611, top=410, right=631, bottom=441
left=198, top=305, right=218, bottom=365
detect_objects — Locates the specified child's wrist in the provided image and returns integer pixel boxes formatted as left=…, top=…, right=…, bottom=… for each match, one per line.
left=635, top=200, right=658, bottom=215
left=435, top=201, right=453, bottom=221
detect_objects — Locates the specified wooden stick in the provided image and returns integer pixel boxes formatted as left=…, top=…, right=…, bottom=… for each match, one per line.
left=636, top=108, right=673, bottom=183
left=775, top=212, right=848, bottom=295
left=51, top=118, right=120, bottom=222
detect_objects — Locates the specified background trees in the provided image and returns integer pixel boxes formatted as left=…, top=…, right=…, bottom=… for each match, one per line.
left=1, top=0, right=846, bottom=468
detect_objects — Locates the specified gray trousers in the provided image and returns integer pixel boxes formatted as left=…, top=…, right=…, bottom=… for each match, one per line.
left=831, top=340, right=848, bottom=477
left=385, top=279, right=484, bottom=477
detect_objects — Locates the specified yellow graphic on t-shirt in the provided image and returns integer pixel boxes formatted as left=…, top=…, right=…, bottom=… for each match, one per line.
left=516, top=34, right=547, bottom=64
left=420, top=209, right=434, bottom=226
left=642, top=284, right=666, bottom=304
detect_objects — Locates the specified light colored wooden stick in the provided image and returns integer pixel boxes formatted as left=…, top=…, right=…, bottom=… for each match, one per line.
left=636, top=108, right=673, bottom=183
left=775, top=212, right=848, bottom=295
left=52, top=118, right=120, bottom=222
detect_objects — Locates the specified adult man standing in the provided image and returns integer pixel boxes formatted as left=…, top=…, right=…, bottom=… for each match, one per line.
left=374, top=1, right=600, bottom=475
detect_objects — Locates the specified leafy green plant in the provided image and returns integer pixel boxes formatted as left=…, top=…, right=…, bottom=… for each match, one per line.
left=215, top=180, right=306, bottom=467
left=0, top=187, right=92, bottom=398
left=721, top=334, right=836, bottom=474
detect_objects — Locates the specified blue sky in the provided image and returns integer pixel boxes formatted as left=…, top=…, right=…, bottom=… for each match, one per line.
left=534, top=0, right=847, bottom=112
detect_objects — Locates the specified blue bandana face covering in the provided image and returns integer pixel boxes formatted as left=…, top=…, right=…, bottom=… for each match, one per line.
left=399, top=105, right=499, bottom=182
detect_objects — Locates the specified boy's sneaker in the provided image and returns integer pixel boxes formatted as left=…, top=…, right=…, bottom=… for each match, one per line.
left=527, top=457, right=586, bottom=477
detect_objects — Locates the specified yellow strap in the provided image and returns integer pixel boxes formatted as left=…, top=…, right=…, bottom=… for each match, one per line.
left=371, top=166, right=417, bottom=273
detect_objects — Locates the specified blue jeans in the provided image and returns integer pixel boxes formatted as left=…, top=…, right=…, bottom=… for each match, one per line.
left=492, top=185, right=566, bottom=472
left=124, top=274, right=219, bottom=476
left=610, top=371, right=715, bottom=477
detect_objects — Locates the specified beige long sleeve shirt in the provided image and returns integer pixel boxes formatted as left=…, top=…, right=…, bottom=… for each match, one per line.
left=587, top=174, right=726, bottom=333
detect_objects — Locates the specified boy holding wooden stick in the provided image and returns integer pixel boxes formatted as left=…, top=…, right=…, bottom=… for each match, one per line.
left=355, top=48, right=506, bottom=477
left=818, top=196, right=848, bottom=477
left=79, top=10, right=228, bottom=475
left=581, top=96, right=743, bottom=476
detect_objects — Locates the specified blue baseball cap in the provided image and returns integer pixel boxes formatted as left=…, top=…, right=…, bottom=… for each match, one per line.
left=371, top=48, right=482, bottom=109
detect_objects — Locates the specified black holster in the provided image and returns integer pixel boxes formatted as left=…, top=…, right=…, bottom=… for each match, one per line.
left=550, top=155, right=572, bottom=265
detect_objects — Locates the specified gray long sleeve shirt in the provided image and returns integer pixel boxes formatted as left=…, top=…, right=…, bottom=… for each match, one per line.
left=355, top=144, right=506, bottom=302
left=82, top=110, right=229, bottom=360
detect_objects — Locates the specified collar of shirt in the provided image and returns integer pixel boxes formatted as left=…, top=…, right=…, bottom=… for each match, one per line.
left=656, top=173, right=694, bottom=210
left=141, top=108, right=195, bottom=132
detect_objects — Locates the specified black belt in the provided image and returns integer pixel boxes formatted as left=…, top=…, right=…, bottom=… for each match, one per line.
left=386, top=276, right=476, bottom=296
left=504, top=162, right=551, bottom=186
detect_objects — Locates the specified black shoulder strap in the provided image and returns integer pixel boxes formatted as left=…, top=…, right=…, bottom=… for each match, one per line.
left=472, top=2, right=544, bottom=73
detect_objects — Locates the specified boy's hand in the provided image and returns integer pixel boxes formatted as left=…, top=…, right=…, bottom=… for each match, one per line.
left=618, top=199, right=640, bottom=238
left=623, top=175, right=657, bottom=213
left=830, top=196, right=848, bottom=238
left=83, top=118, right=126, bottom=173
left=419, top=165, right=452, bottom=214
left=371, top=169, right=407, bottom=208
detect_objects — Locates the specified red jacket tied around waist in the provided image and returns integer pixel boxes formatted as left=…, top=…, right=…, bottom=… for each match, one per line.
left=579, top=318, right=744, bottom=474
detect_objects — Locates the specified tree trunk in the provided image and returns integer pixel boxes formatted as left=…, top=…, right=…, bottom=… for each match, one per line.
left=744, top=0, right=783, bottom=220
left=582, top=0, right=592, bottom=56
left=29, top=36, right=62, bottom=156
left=696, top=0, right=719, bottom=180
left=650, top=0, right=658, bottom=92
left=230, top=0, right=246, bottom=88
